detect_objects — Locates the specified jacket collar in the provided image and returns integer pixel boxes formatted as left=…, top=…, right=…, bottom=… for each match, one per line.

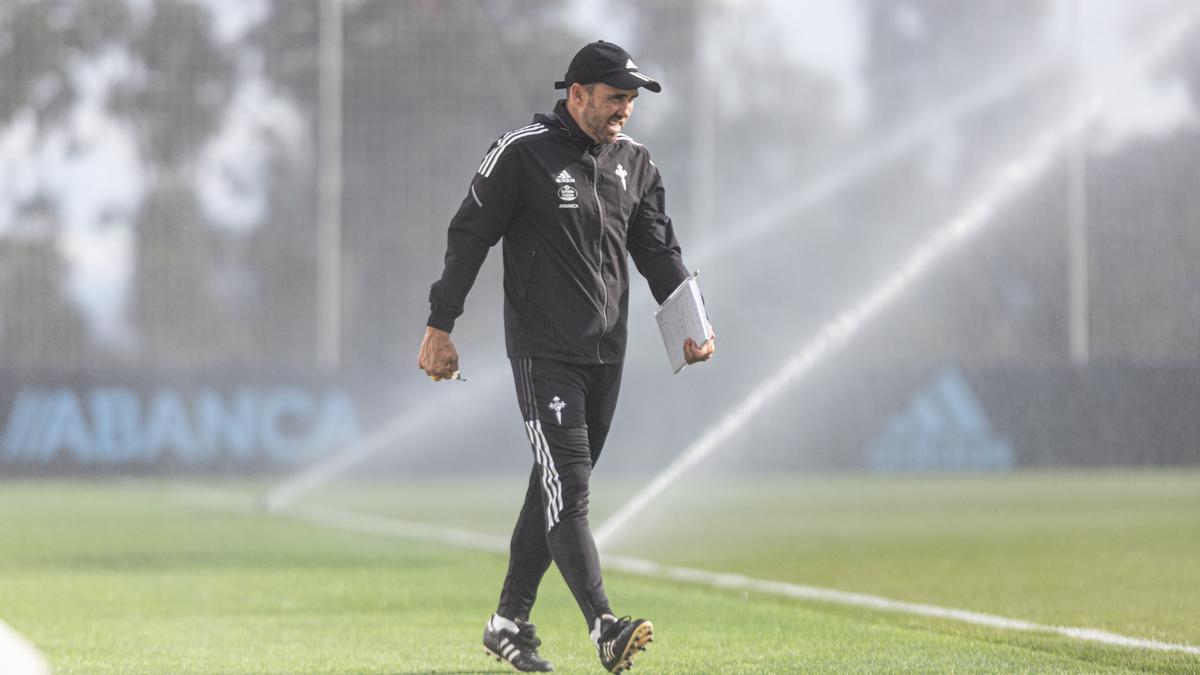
left=539, top=99, right=604, bottom=155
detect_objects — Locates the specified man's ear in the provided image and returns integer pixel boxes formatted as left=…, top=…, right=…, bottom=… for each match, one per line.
left=569, top=82, right=586, bottom=104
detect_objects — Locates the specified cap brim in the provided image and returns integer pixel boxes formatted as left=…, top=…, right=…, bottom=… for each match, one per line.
left=602, top=71, right=662, bottom=93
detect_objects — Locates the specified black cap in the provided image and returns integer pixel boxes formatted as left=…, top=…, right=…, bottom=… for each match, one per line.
left=554, top=40, right=662, bottom=93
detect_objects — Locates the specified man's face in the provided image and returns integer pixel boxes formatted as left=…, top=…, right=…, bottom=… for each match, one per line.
left=577, top=82, right=638, bottom=144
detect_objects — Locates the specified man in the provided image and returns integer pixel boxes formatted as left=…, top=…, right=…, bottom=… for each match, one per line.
left=418, top=40, right=714, bottom=673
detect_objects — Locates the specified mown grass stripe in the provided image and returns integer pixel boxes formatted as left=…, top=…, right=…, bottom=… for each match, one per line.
left=173, top=484, right=1200, bottom=658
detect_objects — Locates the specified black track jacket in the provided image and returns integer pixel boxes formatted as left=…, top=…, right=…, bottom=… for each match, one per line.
left=427, top=100, right=690, bottom=364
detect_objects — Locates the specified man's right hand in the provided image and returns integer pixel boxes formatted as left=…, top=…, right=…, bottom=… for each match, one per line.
left=418, top=326, right=460, bottom=381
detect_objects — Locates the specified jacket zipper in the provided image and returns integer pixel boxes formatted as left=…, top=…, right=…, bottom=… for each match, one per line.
left=588, top=153, right=608, bottom=363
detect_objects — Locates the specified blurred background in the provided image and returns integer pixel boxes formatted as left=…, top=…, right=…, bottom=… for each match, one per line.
left=1, top=0, right=1198, bottom=482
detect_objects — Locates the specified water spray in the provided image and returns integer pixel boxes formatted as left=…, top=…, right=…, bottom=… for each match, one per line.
left=687, top=49, right=1059, bottom=265
left=594, top=10, right=1198, bottom=548
left=260, top=360, right=510, bottom=512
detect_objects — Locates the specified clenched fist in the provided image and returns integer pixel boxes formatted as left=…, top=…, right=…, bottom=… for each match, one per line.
left=418, top=326, right=460, bottom=381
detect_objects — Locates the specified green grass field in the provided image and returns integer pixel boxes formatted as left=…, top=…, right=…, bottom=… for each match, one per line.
left=1, top=470, right=1198, bottom=673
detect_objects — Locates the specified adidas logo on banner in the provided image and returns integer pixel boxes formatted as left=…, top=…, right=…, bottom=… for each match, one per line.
left=866, top=367, right=1014, bottom=472
left=554, top=170, right=575, bottom=183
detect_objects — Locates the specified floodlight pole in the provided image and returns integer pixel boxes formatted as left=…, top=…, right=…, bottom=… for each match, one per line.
left=1067, top=126, right=1089, bottom=367
left=1067, top=0, right=1090, bottom=367
left=317, top=0, right=344, bottom=372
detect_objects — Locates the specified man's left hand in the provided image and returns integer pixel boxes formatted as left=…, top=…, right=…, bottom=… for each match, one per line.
left=683, top=331, right=715, bottom=365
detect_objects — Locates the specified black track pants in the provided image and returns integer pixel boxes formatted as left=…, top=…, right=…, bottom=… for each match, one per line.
left=496, top=356, right=623, bottom=629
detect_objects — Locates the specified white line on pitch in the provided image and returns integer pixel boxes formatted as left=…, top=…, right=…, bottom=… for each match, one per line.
left=0, top=619, right=50, bottom=675
left=598, top=554, right=1200, bottom=656
left=172, top=484, right=1200, bottom=658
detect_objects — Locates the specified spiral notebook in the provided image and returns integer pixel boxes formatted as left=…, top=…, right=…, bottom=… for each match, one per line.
left=654, top=271, right=712, bottom=374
